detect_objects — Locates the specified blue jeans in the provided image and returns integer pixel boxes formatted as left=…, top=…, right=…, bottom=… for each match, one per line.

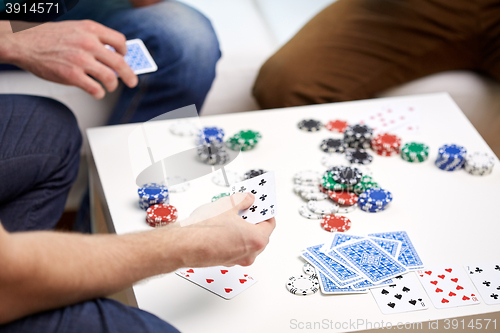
left=0, top=95, right=179, bottom=332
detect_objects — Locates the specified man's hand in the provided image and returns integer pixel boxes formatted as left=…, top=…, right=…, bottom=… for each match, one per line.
left=130, top=0, right=162, bottom=8
left=3, top=20, right=138, bottom=99
left=177, top=193, right=276, bottom=268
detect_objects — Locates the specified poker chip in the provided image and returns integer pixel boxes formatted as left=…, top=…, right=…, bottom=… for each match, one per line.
left=294, top=170, right=321, bottom=185
left=146, top=204, right=178, bottom=227
left=320, top=154, right=350, bottom=168
left=344, top=124, right=373, bottom=149
left=303, top=263, right=316, bottom=276
left=293, top=184, right=319, bottom=194
left=328, top=191, right=358, bottom=206
left=167, top=176, right=190, bottom=193
left=169, top=120, right=198, bottom=136
left=435, top=144, right=467, bottom=171
left=298, top=119, right=322, bottom=132
left=321, top=172, right=352, bottom=191
left=358, top=201, right=387, bottom=213
left=401, top=142, right=429, bottom=163
left=243, top=169, right=266, bottom=180
left=211, top=192, right=230, bottom=202
left=325, top=120, right=349, bottom=133
left=197, top=126, right=225, bottom=144
left=321, top=215, right=351, bottom=232
left=298, top=204, right=324, bottom=219
left=353, top=175, right=380, bottom=195
left=331, top=166, right=362, bottom=185
left=212, top=170, right=242, bottom=187
left=301, top=191, right=328, bottom=201
left=320, top=138, right=346, bottom=153
left=352, top=164, right=373, bottom=177
left=197, top=142, right=229, bottom=165
left=307, top=200, right=339, bottom=215
left=464, top=152, right=495, bottom=176
left=371, top=133, right=402, bottom=156
left=226, top=130, right=262, bottom=151
left=286, top=275, right=319, bottom=295
left=138, top=183, right=169, bottom=211
left=345, top=148, right=373, bottom=165
left=338, top=204, right=357, bottom=214
left=358, top=188, right=393, bottom=207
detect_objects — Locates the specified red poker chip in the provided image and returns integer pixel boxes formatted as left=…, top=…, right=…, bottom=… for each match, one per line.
left=325, top=120, right=349, bottom=133
left=321, top=215, right=351, bottom=232
left=328, top=191, right=358, bottom=206
left=318, top=184, right=328, bottom=193
left=371, top=134, right=401, bottom=149
left=146, top=218, right=174, bottom=228
left=146, top=204, right=178, bottom=225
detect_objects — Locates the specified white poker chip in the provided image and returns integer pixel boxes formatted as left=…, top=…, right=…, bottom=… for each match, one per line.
left=298, top=204, right=324, bottom=219
left=293, top=170, right=322, bottom=184
left=303, top=263, right=316, bottom=276
left=301, top=191, right=328, bottom=201
left=464, top=152, right=495, bottom=176
left=169, top=120, right=199, bottom=136
left=286, top=275, right=319, bottom=296
left=321, top=154, right=350, bottom=168
left=212, top=170, right=242, bottom=187
left=293, top=184, right=319, bottom=195
left=166, top=176, right=190, bottom=193
left=307, top=199, right=339, bottom=215
left=337, top=204, right=357, bottom=214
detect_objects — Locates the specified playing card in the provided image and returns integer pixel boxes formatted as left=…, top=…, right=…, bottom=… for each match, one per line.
left=230, top=171, right=277, bottom=224
left=371, top=273, right=429, bottom=314
left=369, top=231, right=424, bottom=270
left=357, top=104, right=421, bottom=135
left=368, top=237, right=402, bottom=259
left=333, top=238, right=408, bottom=284
left=416, top=265, right=480, bottom=309
left=176, top=266, right=257, bottom=300
left=317, top=271, right=367, bottom=294
left=464, top=262, right=500, bottom=305
left=304, top=244, right=364, bottom=286
left=321, top=233, right=363, bottom=253
left=125, top=39, right=158, bottom=75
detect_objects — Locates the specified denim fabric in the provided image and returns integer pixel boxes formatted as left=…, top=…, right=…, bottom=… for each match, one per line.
left=0, top=95, right=82, bottom=232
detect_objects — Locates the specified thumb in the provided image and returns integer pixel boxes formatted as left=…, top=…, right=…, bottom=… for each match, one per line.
left=233, top=192, right=255, bottom=211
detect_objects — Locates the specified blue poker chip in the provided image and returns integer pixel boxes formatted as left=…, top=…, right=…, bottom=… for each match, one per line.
left=437, top=144, right=466, bottom=160
left=138, top=183, right=169, bottom=200
left=197, top=126, right=225, bottom=144
left=358, top=188, right=392, bottom=207
left=358, top=201, right=387, bottom=213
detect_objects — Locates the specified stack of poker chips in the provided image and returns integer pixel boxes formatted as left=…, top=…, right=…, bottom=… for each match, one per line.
left=358, top=188, right=392, bottom=213
left=146, top=203, right=178, bottom=227
left=343, top=124, right=373, bottom=149
left=197, top=142, right=229, bottom=165
left=226, top=130, right=262, bottom=151
left=353, top=175, right=380, bottom=195
left=319, top=138, right=346, bottom=153
left=196, top=126, right=225, bottom=145
left=435, top=144, right=467, bottom=171
left=464, top=152, right=495, bottom=176
left=371, top=133, right=401, bottom=156
left=138, top=183, right=169, bottom=211
left=400, top=142, right=429, bottom=163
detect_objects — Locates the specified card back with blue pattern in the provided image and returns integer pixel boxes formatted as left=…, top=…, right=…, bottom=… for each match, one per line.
left=368, top=231, right=424, bottom=270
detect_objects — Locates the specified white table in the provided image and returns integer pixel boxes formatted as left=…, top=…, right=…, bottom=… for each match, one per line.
left=87, top=93, right=500, bottom=333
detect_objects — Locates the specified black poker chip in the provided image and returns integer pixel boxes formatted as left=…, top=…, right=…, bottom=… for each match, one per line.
left=298, top=119, right=322, bottom=132
left=320, top=138, right=346, bottom=153
left=243, top=169, right=266, bottom=180
left=344, top=124, right=373, bottom=149
left=331, top=166, right=362, bottom=185
left=197, top=142, right=229, bottom=165
left=345, top=149, right=373, bottom=165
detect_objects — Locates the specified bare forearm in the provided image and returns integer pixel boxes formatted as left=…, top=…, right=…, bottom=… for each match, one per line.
left=0, top=22, right=14, bottom=63
left=0, top=225, right=188, bottom=324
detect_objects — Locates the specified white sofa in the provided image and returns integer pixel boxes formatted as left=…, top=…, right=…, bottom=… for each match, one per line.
left=1, top=0, right=500, bottom=209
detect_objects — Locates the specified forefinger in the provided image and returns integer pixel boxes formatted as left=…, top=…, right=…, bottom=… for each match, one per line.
left=91, top=22, right=128, bottom=56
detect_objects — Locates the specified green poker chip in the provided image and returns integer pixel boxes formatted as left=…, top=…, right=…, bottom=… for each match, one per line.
left=226, top=130, right=262, bottom=151
left=401, top=142, right=429, bottom=163
left=321, top=172, right=352, bottom=191
left=353, top=175, right=380, bottom=195
left=211, top=192, right=230, bottom=202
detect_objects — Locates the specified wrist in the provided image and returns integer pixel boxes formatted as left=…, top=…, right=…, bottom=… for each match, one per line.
left=0, top=34, right=20, bottom=65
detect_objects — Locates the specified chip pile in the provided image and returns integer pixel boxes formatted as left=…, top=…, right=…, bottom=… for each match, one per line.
left=400, top=142, right=429, bottom=163
left=226, top=130, right=262, bottom=151
left=464, top=152, right=495, bottom=176
left=358, top=188, right=392, bottom=213
left=146, top=203, right=178, bottom=227
left=353, top=175, right=380, bottom=195
left=196, top=126, right=225, bottom=145
left=197, top=142, right=229, bottom=165
left=371, top=133, right=401, bottom=156
left=435, top=144, right=467, bottom=171
left=344, top=124, right=373, bottom=149
left=138, top=183, right=169, bottom=211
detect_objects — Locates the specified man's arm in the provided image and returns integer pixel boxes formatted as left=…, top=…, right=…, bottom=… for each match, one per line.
left=0, top=20, right=138, bottom=99
left=0, top=193, right=275, bottom=324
